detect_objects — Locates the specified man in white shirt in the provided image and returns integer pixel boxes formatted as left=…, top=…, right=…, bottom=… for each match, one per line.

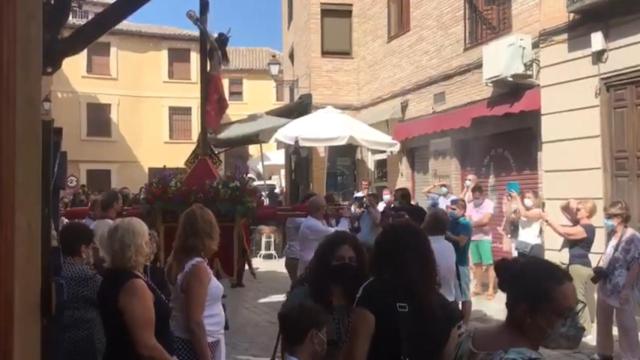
left=297, top=195, right=349, bottom=276
left=422, top=208, right=457, bottom=302
left=91, top=190, right=122, bottom=271
left=423, top=182, right=457, bottom=210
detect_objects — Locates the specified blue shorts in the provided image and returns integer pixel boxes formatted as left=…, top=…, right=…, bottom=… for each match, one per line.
left=455, top=265, right=471, bottom=302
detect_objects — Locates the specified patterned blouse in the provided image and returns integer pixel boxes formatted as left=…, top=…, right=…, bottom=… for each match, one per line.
left=598, top=228, right=640, bottom=307
left=60, top=257, right=105, bottom=360
left=455, top=331, right=544, bottom=360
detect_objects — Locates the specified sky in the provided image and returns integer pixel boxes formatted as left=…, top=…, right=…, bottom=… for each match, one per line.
left=130, top=0, right=283, bottom=50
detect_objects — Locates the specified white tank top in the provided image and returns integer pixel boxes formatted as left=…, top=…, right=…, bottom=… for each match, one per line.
left=170, top=257, right=225, bottom=341
left=518, top=217, right=542, bottom=245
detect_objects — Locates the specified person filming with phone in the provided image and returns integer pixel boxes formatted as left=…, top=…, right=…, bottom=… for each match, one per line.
left=543, top=199, right=597, bottom=337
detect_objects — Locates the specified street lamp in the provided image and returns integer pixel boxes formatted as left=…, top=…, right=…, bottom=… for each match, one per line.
left=267, top=54, right=281, bottom=78
left=42, top=94, right=52, bottom=118
left=267, top=55, right=298, bottom=101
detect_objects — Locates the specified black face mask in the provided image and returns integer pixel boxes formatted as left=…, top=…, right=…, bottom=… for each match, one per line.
left=327, top=262, right=361, bottom=294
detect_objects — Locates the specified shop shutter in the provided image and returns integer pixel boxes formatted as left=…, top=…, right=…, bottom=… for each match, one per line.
left=412, top=146, right=430, bottom=208
left=459, top=128, right=539, bottom=261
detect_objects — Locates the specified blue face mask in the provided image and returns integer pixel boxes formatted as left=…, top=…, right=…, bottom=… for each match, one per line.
left=604, top=218, right=616, bottom=233
left=449, top=211, right=460, bottom=221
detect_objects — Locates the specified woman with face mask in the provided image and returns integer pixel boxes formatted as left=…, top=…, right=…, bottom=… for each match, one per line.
left=509, top=191, right=544, bottom=258
left=283, top=231, right=368, bottom=359
left=57, top=222, right=105, bottom=360
left=455, top=257, right=577, bottom=359
left=543, top=199, right=597, bottom=338
left=593, top=201, right=640, bottom=360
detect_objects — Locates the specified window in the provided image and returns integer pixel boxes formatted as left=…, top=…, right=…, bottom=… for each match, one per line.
left=321, top=4, right=352, bottom=56
left=374, top=158, right=388, bottom=183
left=276, top=82, right=285, bottom=102
left=229, top=78, right=244, bottom=102
left=86, top=169, right=111, bottom=193
left=86, top=42, right=111, bottom=76
left=388, top=0, right=410, bottom=40
left=289, top=47, right=295, bottom=66
left=287, top=0, right=294, bottom=27
left=465, top=0, right=512, bottom=47
left=86, top=103, right=112, bottom=138
left=168, top=106, right=192, bottom=141
left=168, top=48, right=191, bottom=80
left=71, top=8, right=92, bottom=20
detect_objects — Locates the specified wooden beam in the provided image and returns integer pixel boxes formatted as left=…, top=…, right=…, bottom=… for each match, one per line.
left=44, top=0, right=150, bottom=74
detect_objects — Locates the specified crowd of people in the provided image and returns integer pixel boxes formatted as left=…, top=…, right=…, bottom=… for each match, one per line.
left=51, top=175, right=640, bottom=360
left=279, top=177, right=640, bottom=360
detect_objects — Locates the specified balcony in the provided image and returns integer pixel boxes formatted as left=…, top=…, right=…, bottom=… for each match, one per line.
left=567, top=0, right=610, bottom=14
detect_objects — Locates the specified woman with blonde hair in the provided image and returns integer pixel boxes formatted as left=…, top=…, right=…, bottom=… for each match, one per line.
left=542, top=199, right=597, bottom=337
left=97, top=217, right=174, bottom=360
left=167, top=204, right=226, bottom=360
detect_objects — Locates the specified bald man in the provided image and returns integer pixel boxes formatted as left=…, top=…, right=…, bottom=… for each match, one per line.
left=297, top=195, right=349, bottom=276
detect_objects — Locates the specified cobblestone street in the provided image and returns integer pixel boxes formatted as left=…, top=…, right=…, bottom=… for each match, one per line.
left=224, top=258, right=606, bottom=360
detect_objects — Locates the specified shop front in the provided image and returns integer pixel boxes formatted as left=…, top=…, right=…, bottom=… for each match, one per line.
left=395, top=87, right=541, bottom=260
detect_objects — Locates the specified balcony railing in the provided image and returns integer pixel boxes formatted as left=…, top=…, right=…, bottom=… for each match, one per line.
left=567, top=0, right=610, bottom=13
left=465, top=0, right=512, bottom=47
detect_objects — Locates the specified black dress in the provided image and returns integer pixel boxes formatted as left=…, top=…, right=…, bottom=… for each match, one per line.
left=98, top=268, right=175, bottom=359
left=355, top=278, right=462, bottom=360
left=59, top=258, right=105, bottom=360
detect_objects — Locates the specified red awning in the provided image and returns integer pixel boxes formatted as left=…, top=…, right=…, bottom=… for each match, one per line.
left=393, top=87, right=540, bottom=141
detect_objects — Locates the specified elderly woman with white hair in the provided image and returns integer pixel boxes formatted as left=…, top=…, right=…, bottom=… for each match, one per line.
left=97, top=217, right=175, bottom=360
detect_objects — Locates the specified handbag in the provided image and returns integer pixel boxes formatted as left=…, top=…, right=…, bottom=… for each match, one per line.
left=591, top=229, right=626, bottom=285
left=515, top=240, right=534, bottom=255
left=541, top=301, right=586, bottom=350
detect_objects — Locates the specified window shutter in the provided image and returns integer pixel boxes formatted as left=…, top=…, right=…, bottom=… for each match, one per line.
left=168, top=107, right=192, bottom=141
left=229, top=78, right=244, bottom=101
left=86, top=103, right=112, bottom=138
left=86, top=169, right=111, bottom=193
left=321, top=8, right=352, bottom=55
left=87, top=42, right=111, bottom=76
left=168, top=48, right=191, bottom=80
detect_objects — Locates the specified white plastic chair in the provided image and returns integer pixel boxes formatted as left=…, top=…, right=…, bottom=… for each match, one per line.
left=257, top=233, right=278, bottom=260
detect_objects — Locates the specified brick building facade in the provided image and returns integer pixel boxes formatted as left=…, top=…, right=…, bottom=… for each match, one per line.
left=283, top=0, right=543, bottom=202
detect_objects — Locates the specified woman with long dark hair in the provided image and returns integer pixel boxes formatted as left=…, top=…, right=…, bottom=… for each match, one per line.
left=342, top=221, right=462, bottom=360
left=283, top=231, right=368, bottom=359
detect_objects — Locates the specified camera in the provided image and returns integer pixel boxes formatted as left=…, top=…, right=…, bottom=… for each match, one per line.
left=590, top=266, right=609, bottom=284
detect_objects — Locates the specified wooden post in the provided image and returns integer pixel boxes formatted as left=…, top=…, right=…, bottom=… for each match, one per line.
left=198, top=0, right=210, bottom=157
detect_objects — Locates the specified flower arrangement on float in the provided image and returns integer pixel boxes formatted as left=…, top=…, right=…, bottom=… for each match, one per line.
left=144, top=170, right=259, bottom=219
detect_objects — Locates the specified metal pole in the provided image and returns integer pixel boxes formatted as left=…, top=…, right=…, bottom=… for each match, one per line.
left=259, top=143, right=268, bottom=187
left=198, top=0, right=210, bottom=156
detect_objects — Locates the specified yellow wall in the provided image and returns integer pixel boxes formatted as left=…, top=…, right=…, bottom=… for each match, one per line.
left=51, top=32, right=283, bottom=190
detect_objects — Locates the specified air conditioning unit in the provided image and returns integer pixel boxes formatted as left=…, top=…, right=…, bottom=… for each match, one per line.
left=567, top=0, right=610, bottom=14
left=482, top=34, right=535, bottom=86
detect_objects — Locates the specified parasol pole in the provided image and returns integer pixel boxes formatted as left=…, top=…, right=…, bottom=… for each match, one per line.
left=259, top=143, right=268, bottom=187
left=198, top=0, right=210, bottom=157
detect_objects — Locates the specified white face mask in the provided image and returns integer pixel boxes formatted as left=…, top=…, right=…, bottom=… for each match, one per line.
left=464, top=180, right=472, bottom=188
left=440, top=186, right=449, bottom=196
left=523, top=198, right=534, bottom=209
left=382, top=194, right=392, bottom=202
